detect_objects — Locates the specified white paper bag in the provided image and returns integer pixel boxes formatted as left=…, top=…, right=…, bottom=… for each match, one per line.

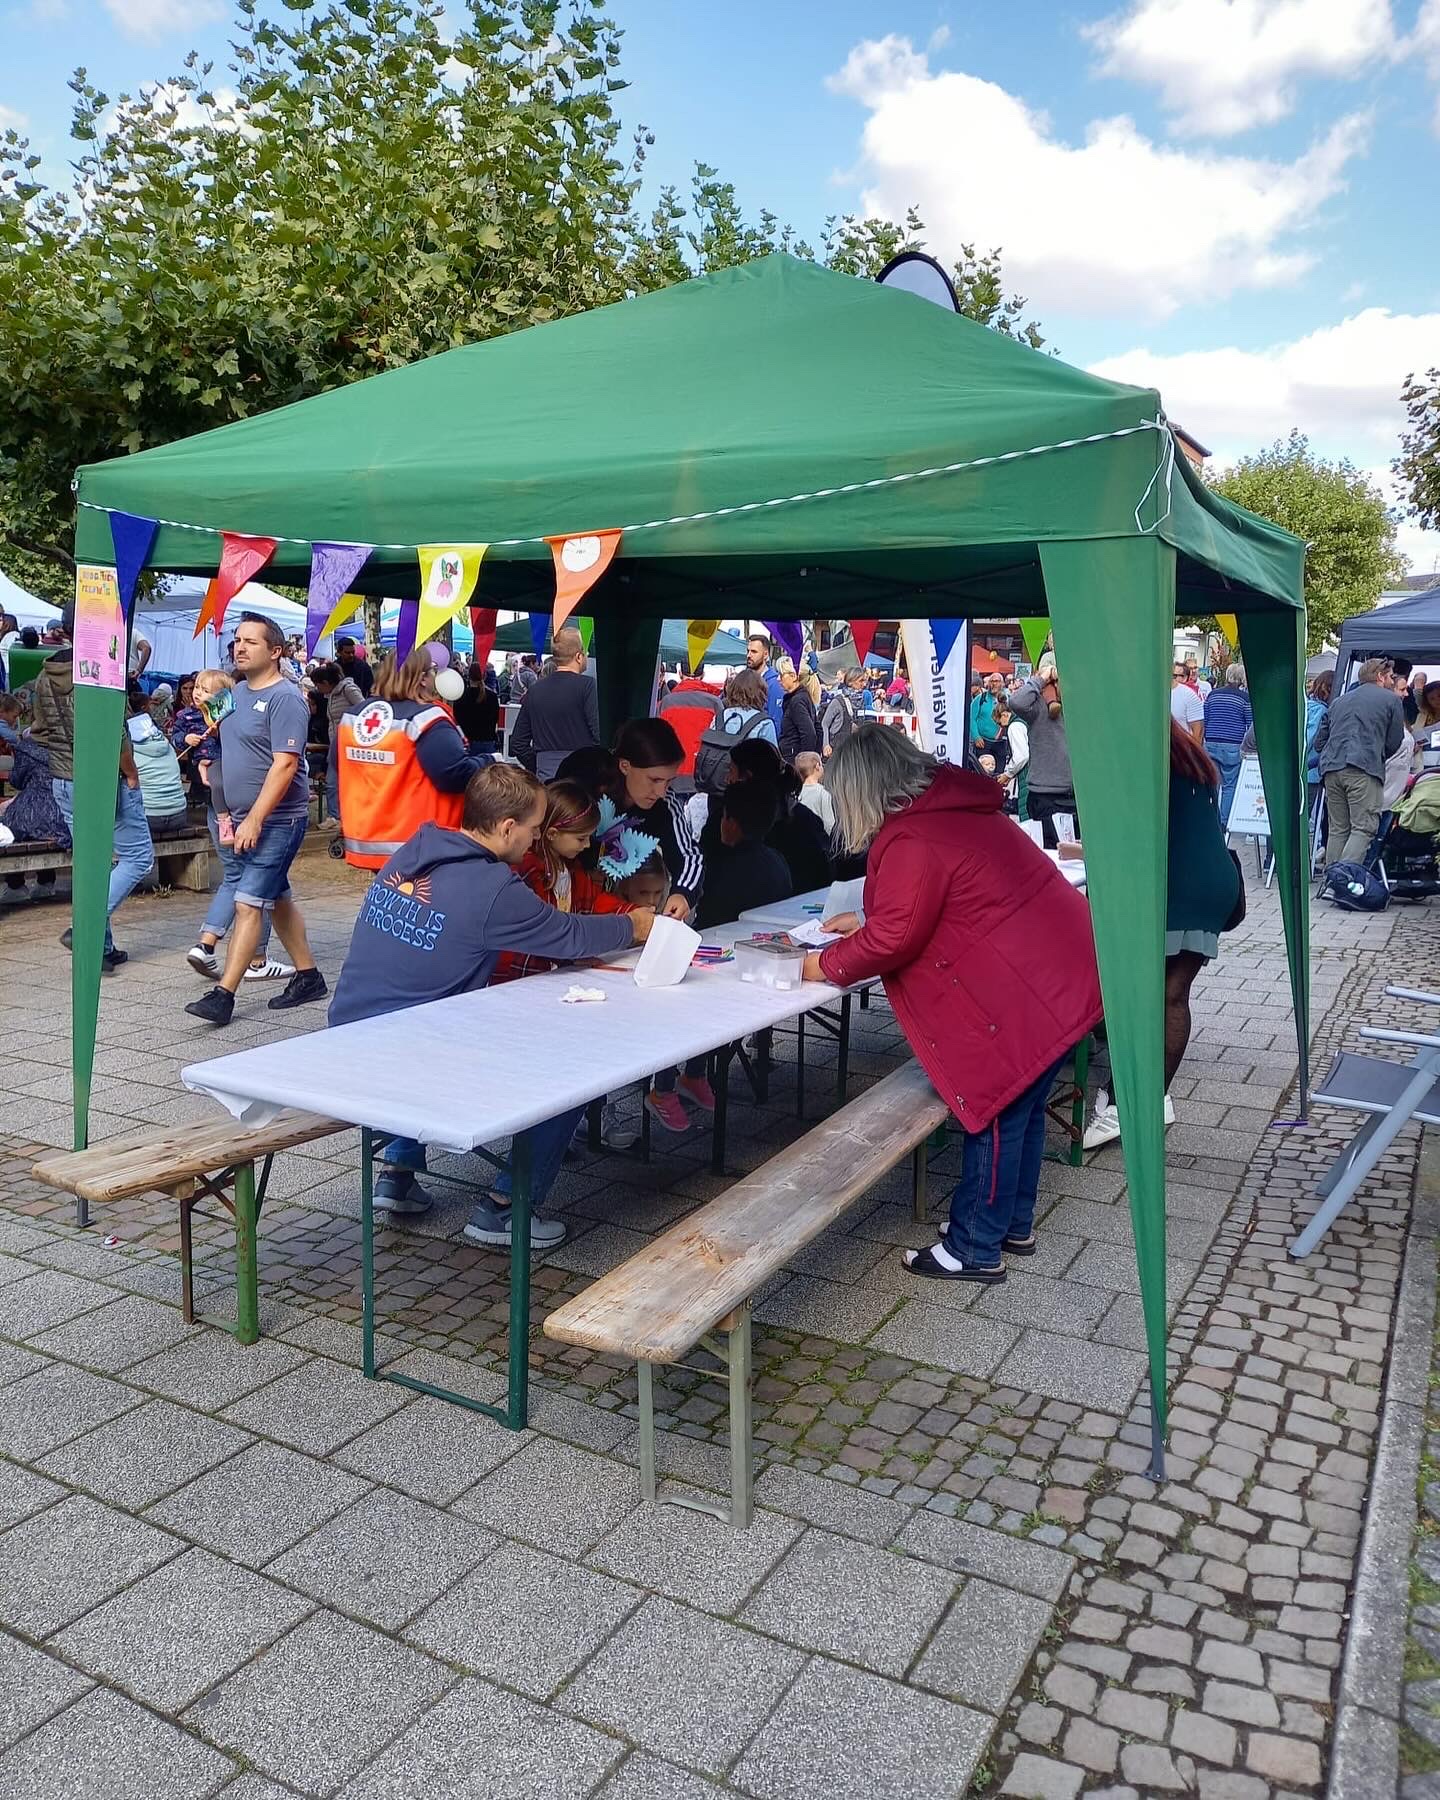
left=1019, top=819, right=1044, bottom=847
left=633, top=914, right=701, bottom=988
left=1052, top=813, right=1076, bottom=846
left=824, top=877, right=866, bottom=922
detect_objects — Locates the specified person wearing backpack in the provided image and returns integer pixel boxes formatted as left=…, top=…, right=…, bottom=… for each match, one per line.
left=821, top=669, right=860, bottom=759
left=694, top=668, right=777, bottom=796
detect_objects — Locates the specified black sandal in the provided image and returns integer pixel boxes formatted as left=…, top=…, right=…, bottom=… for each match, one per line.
left=1002, top=1233, right=1037, bottom=1256
left=902, top=1246, right=1007, bottom=1284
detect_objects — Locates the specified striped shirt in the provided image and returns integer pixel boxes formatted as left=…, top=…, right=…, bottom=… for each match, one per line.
left=1203, top=686, right=1252, bottom=744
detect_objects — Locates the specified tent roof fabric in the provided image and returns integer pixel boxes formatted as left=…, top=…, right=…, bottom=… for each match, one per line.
left=1335, top=584, right=1440, bottom=670
left=74, top=255, right=1303, bottom=621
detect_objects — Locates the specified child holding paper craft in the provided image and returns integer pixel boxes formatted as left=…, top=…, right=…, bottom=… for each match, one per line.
left=329, top=765, right=655, bottom=1249
left=492, top=780, right=635, bottom=983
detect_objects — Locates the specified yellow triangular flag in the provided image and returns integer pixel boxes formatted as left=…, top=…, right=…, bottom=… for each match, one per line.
left=320, top=590, right=366, bottom=645
left=1215, top=613, right=1240, bottom=649
left=416, top=545, right=487, bottom=648
left=686, top=619, right=721, bottom=674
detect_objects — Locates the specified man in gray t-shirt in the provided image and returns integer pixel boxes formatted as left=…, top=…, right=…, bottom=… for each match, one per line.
left=186, top=614, right=328, bottom=1028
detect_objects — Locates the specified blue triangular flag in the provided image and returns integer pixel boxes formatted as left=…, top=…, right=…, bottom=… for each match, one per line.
left=528, top=612, right=550, bottom=659
left=930, top=618, right=964, bottom=669
left=107, top=512, right=160, bottom=621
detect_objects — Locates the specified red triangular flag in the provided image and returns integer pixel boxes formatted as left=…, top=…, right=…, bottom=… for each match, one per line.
left=848, top=620, right=880, bottom=666
left=209, top=532, right=278, bottom=636
left=548, top=531, right=621, bottom=633
left=469, top=606, right=498, bottom=669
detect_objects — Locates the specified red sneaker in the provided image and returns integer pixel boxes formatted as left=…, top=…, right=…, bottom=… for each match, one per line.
left=678, top=1073, right=716, bottom=1113
left=645, top=1089, right=691, bottom=1134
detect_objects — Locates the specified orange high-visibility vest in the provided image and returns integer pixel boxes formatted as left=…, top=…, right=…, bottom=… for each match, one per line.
left=336, top=697, right=464, bottom=869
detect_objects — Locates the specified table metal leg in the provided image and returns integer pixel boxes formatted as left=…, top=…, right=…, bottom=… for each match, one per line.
left=506, top=1132, right=533, bottom=1430
left=837, top=994, right=852, bottom=1104
left=360, top=1126, right=376, bottom=1378
left=912, top=1139, right=929, bottom=1224
left=233, top=1159, right=259, bottom=1348
left=1070, top=1035, right=1091, bottom=1168
left=711, top=1043, right=732, bottom=1177
left=796, top=1013, right=806, bottom=1120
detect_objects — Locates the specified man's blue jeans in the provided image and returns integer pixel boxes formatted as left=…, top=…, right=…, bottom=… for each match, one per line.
left=1210, top=740, right=1242, bottom=828
left=52, top=777, right=155, bottom=952
left=383, top=1106, right=584, bottom=1213
left=943, top=1055, right=1067, bottom=1268
left=201, top=812, right=272, bottom=954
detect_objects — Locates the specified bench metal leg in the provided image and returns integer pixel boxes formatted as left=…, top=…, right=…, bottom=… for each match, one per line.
left=1289, top=1071, right=1437, bottom=1258
left=913, top=1140, right=929, bottom=1224
left=74, top=1193, right=89, bottom=1230
left=637, top=1361, right=657, bottom=1504
left=634, top=1302, right=755, bottom=1528
left=233, top=1159, right=259, bottom=1346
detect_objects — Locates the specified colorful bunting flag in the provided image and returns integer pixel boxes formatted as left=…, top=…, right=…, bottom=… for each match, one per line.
left=319, top=590, right=366, bottom=647
left=193, top=577, right=222, bottom=640
left=930, top=619, right=964, bottom=668
left=528, top=613, right=550, bottom=659
left=416, top=544, right=487, bottom=649
left=549, top=531, right=621, bottom=633
left=106, top=512, right=159, bottom=622
left=763, top=620, right=804, bottom=667
left=1215, top=613, right=1239, bottom=649
left=848, top=620, right=880, bottom=667
left=686, top=619, right=721, bottom=674
left=577, top=616, right=594, bottom=652
left=306, top=543, right=373, bottom=658
left=395, top=598, right=420, bottom=665
left=1018, top=617, right=1051, bottom=667
left=469, top=606, right=499, bottom=669
left=200, top=532, right=278, bottom=637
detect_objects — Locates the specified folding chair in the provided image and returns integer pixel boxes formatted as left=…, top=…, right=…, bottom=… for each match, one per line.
left=1289, top=985, right=1440, bottom=1259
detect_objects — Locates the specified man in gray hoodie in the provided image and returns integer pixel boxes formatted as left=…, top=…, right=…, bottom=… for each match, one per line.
left=1008, top=658, right=1076, bottom=848
left=1314, top=658, right=1405, bottom=864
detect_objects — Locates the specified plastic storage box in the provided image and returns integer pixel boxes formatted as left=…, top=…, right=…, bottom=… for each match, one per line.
left=734, top=937, right=807, bottom=990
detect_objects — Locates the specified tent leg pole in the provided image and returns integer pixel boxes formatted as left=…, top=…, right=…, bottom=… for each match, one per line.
left=1149, top=1407, right=1166, bottom=1483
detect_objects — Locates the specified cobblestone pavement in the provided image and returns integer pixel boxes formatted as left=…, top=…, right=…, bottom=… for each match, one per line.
left=0, top=846, right=1434, bottom=1797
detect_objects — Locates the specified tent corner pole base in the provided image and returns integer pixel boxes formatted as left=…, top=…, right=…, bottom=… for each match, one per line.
left=1148, top=1410, right=1166, bottom=1483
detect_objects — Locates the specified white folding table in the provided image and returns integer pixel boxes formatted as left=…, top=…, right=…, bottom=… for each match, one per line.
left=182, top=929, right=845, bottom=1430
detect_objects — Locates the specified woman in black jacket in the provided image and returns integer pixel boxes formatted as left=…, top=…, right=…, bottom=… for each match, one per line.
left=777, top=659, right=821, bottom=765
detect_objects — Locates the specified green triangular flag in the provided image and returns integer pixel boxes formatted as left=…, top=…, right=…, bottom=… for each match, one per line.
left=577, top=616, right=594, bottom=651
left=1019, top=617, right=1051, bottom=666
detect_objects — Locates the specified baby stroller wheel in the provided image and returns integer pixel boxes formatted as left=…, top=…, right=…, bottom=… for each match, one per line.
left=328, top=837, right=345, bottom=859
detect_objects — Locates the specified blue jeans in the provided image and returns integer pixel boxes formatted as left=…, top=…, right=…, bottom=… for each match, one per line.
left=943, top=1055, right=1067, bottom=1268
left=325, top=741, right=339, bottom=823
left=383, top=1106, right=584, bottom=1213
left=52, top=777, right=155, bottom=953
left=202, top=812, right=272, bottom=952
left=1210, top=741, right=1242, bottom=828
left=233, top=815, right=308, bottom=910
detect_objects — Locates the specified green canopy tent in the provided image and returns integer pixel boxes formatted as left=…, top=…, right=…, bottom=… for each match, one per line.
left=71, top=254, right=1308, bottom=1470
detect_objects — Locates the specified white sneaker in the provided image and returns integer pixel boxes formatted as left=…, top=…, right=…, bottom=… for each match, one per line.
left=186, top=944, right=221, bottom=979
left=243, top=958, right=295, bottom=982
left=1082, top=1090, right=1177, bottom=1150
left=318, top=817, right=341, bottom=834
left=601, top=1103, right=640, bottom=1151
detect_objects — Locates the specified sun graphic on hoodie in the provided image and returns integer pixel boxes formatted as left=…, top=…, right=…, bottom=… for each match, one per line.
left=383, top=871, right=433, bottom=904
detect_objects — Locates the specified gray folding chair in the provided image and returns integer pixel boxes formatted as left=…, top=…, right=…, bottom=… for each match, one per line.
left=1289, top=985, right=1440, bottom=1259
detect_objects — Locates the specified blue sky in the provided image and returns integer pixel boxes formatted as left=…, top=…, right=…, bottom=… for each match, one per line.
left=5, top=0, right=1440, bottom=572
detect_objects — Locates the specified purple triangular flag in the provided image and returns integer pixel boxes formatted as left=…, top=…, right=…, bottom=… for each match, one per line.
left=528, top=612, right=550, bottom=659
left=762, top=620, right=804, bottom=667
left=107, top=512, right=159, bottom=621
left=930, top=619, right=965, bottom=670
left=307, top=542, right=373, bottom=658
left=395, top=598, right=420, bottom=665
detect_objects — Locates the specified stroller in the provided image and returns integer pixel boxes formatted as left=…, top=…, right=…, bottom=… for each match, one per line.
left=1365, top=771, right=1440, bottom=902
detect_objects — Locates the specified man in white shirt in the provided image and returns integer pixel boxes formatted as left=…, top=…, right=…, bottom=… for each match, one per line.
left=1171, top=664, right=1205, bottom=742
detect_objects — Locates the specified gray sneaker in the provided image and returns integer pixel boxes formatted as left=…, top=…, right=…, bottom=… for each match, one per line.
left=462, top=1197, right=566, bottom=1250
left=375, top=1170, right=434, bottom=1217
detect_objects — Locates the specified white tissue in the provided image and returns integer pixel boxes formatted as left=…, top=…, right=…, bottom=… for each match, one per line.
left=560, top=985, right=606, bottom=1004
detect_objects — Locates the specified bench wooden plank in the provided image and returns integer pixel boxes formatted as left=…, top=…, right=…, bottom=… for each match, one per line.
left=545, top=1060, right=947, bottom=1362
left=32, top=1109, right=344, bottom=1203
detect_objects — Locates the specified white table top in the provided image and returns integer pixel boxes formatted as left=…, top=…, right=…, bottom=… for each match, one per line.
left=182, top=923, right=844, bottom=1154
left=738, top=889, right=831, bottom=931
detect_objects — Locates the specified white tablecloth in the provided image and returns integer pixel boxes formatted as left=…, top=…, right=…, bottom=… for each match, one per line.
left=182, top=923, right=844, bottom=1153
left=738, top=889, right=831, bottom=931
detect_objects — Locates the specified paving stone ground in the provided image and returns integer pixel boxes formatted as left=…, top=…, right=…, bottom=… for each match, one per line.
left=0, top=843, right=1434, bottom=1797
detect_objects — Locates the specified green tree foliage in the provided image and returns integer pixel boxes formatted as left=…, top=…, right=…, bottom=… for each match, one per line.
left=1208, top=431, right=1407, bottom=651
left=1396, top=366, right=1440, bottom=534
left=0, top=0, right=1043, bottom=577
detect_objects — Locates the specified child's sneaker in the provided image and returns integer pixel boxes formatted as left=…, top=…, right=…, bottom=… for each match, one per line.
left=462, top=1196, right=566, bottom=1250
left=186, top=943, right=221, bottom=979
left=645, top=1089, right=690, bottom=1134
left=374, top=1170, right=433, bottom=1217
left=677, top=1073, right=716, bottom=1113
left=601, top=1103, right=639, bottom=1150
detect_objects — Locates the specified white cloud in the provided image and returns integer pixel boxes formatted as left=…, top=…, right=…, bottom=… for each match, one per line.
left=1089, top=308, right=1440, bottom=574
left=101, top=80, right=244, bottom=140
left=1086, top=0, right=1400, bottom=137
left=101, top=0, right=222, bottom=42
left=827, top=36, right=1367, bottom=319
left=1416, top=0, right=1440, bottom=132
left=0, top=103, right=28, bottom=133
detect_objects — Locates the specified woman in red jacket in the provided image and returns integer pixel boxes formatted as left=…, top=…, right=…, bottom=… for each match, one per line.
left=804, top=726, right=1103, bottom=1283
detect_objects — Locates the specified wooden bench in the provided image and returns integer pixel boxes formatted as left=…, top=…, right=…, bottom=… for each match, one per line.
left=0, top=823, right=214, bottom=895
left=544, top=1059, right=950, bottom=1526
left=32, top=1110, right=344, bottom=1343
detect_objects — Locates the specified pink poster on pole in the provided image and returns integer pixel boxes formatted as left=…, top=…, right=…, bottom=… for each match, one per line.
left=73, top=566, right=126, bottom=690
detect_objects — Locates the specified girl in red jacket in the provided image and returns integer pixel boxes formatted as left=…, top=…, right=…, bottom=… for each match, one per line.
left=805, top=726, right=1103, bottom=1283
left=492, top=780, right=632, bottom=983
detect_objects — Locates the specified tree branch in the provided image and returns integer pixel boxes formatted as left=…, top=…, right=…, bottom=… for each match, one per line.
left=3, top=529, right=76, bottom=576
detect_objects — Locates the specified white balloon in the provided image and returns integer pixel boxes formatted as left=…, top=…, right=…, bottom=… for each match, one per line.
left=434, top=668, right=465, bottom=703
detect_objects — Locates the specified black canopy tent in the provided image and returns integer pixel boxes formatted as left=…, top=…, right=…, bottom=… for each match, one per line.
left=1334, top=585, right=1440, bottom=683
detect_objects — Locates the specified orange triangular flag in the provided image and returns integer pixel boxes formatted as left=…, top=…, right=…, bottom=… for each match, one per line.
left=193, top=577, right=222, bottom=638
left=548, top=531, right=621, bottom=633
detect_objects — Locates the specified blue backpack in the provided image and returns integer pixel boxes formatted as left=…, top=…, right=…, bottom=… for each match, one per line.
left=1320, top=860, right=1389, bottom=912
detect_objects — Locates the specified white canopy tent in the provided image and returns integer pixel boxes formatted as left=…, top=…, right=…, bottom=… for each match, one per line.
left=0, top=567, right=62, bottom=634
left=134, top=579, right=311, bottom=680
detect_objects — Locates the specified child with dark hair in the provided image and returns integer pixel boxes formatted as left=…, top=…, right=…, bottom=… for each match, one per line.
left=697, top=782, right=792, bottom=928
left=608, top=717, right=703, bottom=915
left=554, top=743, right=620, bottom=798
